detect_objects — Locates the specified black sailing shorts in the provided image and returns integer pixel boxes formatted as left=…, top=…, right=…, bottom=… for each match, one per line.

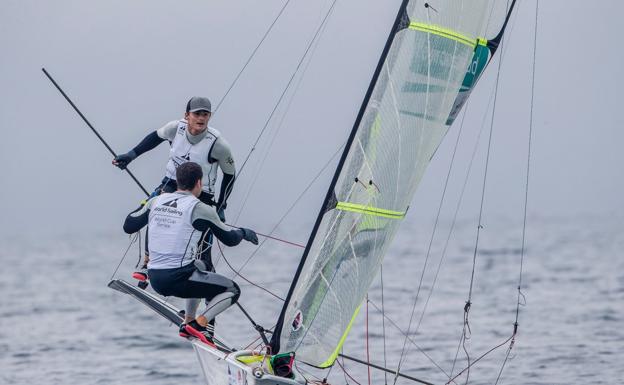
left=148, top=263, right=235, bottom=301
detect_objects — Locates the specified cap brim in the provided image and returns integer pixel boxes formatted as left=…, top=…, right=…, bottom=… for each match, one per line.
left=189, top=108, right=211, bottom=113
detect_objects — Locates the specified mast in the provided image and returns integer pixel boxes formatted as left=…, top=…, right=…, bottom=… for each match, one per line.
left=270, top=0, right=411, bottom=354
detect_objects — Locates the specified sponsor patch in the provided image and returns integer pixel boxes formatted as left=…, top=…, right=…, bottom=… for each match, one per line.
left=291, top=310, right=303, bottom=331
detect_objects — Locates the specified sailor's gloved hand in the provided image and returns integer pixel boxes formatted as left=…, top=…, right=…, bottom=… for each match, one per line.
left=112, top=150, right=137, bottom=170
left=240, top=228, right=258, bottom=245
left=217, top=206, right=226, bottom=222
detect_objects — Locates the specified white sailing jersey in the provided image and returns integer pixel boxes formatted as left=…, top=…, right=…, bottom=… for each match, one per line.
left=147, top=192, right=202, bottom=269
left=164, top=120, right=220, bottom=195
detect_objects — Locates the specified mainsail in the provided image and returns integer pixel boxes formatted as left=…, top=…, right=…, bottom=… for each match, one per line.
left=270, top=0, right=516, bottom=367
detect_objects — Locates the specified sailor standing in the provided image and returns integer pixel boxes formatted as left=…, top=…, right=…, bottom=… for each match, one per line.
left=123, top=162, right=258, bottom=344
left=113, top=96, right=236, bottom=274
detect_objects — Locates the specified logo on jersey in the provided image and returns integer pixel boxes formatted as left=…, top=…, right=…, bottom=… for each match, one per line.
left=172, top=152, right=191, bottom=169
left=154, top=198, right=183, bottom=217
left=162, top=199, right=178, bottom=208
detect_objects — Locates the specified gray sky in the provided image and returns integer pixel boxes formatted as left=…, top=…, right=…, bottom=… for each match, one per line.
left=1, top=0, right=622, bottom=239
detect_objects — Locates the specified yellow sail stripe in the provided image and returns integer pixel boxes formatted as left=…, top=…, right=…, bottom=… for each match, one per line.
left=336, top=201, right=405, bottom=219
left=319, top=305, right=362, bottom=368
left=409, top=22, right=485, bottom=48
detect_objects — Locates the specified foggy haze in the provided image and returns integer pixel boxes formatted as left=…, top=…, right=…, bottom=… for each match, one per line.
left=1, top=0, right=622, bottom=240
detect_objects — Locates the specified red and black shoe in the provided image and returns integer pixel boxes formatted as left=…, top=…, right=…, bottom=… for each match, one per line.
left=132, top=268, right=148, bottom=282
left=132, top=266, right=149, bottom=289
left=179, top=320, right=215, bottom=346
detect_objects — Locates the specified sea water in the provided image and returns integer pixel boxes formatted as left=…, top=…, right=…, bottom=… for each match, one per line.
left=1, top=215, right=622, bottom=384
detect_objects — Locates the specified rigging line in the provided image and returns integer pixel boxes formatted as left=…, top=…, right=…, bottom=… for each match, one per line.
left=367, top=299, right=451, bottom=378
left=341, top=355, right=351, bottom=385
left=448, top=5, right=520, bottom=379
left=233, top=142, right=345, bottom=275
left=225, top=224, right=305, bottom=248
left=460, top=1, right=512, bottom=382
left=445, top=28, right=522, bottom=380
left=461, top=48, right=500, bottom=385
left=496, top=2, right=539, bottom=382
left=366, top=295, right=371, bottom=385
left=493, top=337, right=515, bottom=385
left=216, top=240, right=285, bottom=301
left=337, top=358, right=364, bottom=385
left=295, top=361, right=322, bottom=383
left=467, top=0, right=511, bottom=309
left=242, top=324, right=276, bottom=351
left=446, top=105, right=492, bottom=379
left=232, top=10, right=328, bottom=226
left=516, top=0, right=539, bottom=325
left=134, top=230, right=143, bottom=269
left=400, top=115, right=472, bottom=378
left=240, top=322, right=278, bottom=352
left=449, top=328, right=466, bottom=382
left=380, top=266, right=388, bottom=385
left=400, top=78, right=470, bottom=366
left=484, top=0, right=500, bottom=38
left=213, top=0, right=293, bottom=113
left=235, top=0, right=339, bottom=182
left=460, top=321, right=472, bottom=385
left=324, top=359, right=336, bottom=383
left=445, top=333, right=514, bottom=385
left=110, top=233, right=139, bottom=280
left=400, top=0, right=470, bottom=357
left=340, top=354, right=436, bottom=385
left=232, top=0, right=336, bottom=226
left=234, top=13, right=327, bottom=223
left=393, top=6, right=434, bottom=383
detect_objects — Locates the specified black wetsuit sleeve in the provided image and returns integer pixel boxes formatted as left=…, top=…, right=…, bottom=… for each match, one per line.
left=123, top=206, right=150, bottom=234
left=218, top=172, right=235, bottom=207
left=132, top=131, right=166, bottom=156
left=191, top=202, right=244, bottom=246
left=192, top=219, right=244, bottom=246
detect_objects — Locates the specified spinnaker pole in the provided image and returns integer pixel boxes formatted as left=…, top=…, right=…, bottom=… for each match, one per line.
left=42, top=68, right=150, bottom=197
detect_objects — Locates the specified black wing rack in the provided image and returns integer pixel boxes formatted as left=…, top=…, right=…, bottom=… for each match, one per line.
left=108, top=279, right=184, bottom=326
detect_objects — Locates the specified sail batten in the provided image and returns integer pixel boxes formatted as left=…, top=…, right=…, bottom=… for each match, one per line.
left=336, top=202, right=406, bottom=219
left=408, top=22, right=478, bottom=47
left=271, top=0, right=515, bottom=367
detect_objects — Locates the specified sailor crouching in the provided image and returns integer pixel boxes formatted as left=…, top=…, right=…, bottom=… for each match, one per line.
left=122, top=162, right=258, bottom=345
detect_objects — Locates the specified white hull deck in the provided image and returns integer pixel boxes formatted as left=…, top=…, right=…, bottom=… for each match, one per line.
left=109, top=279, right=305, bottom=384
left=192, top=341, right=306, bottom=385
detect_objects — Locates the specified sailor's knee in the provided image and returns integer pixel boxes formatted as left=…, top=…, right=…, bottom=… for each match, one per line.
left=230, top=281, right=240, bottom=303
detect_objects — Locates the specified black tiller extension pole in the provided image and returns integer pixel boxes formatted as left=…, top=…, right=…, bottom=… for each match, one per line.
left=236, top=303, right=270, bottom=346
left=41, top=67, right=150, bottom=196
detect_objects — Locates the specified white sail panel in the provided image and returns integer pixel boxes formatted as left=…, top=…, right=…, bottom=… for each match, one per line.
left=277, top=0, right=495, bottom=367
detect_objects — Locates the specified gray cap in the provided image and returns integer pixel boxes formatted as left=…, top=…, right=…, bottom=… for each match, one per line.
left=186, top=96, right=212, bottom=113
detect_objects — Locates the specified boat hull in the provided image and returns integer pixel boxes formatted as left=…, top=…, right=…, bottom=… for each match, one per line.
left=192, top=342, right=305, bottom=385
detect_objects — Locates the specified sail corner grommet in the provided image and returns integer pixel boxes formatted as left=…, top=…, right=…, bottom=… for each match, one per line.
left=252, top=367, right=264, bottom=379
